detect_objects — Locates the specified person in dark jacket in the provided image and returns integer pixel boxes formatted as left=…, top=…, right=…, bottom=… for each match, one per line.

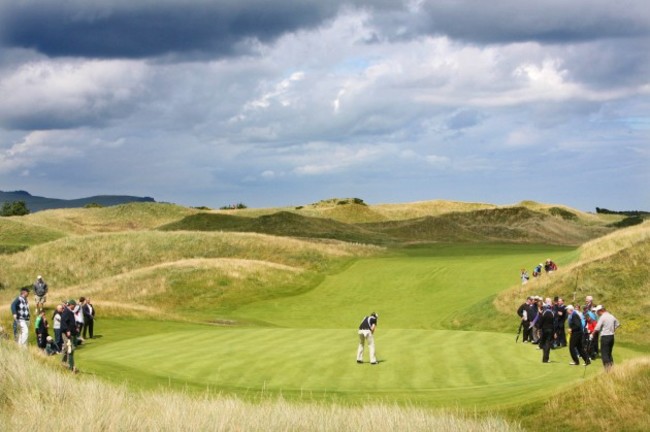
left=553, top=297, right=567, bottom=347
left=82, top=298, right=96, bottom=339
left=517, top=297, right=533, bottom=342
left=538, top=299, right=555, bottom=363
left=60, top=299, right=79, bottom=373
left=566, top=305, right=591, bottom=366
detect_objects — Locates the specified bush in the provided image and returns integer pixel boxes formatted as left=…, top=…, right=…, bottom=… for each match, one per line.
left=608, top=216, right=644, bottom=228
left=84, top=202, right=104, bottom=208
left=548, top=207, right=577, bottom=221
left=0, top=201, right=30, bottom=216
left=219, top=203, right=247, bottom=210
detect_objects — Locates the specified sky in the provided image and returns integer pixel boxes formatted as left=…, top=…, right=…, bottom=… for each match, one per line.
left=0, top=0, right=648, bottom=211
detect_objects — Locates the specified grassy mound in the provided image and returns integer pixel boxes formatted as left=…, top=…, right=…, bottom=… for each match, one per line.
left=19, top=202, right=197, bottom=235
left=364, top=207, right=611, bottom=245
left=159, top=211, right=390, bottom=243
left=164, top=206, right=612, bottom=246
left=510, top=356, right=650, bottom=432
left=0, top=231, right=380, bottom=297
left=0, top=217, right=66, bottom=250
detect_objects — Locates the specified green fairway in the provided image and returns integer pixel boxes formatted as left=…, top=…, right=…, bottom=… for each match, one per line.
left=230, top=243, right=578, bottom=329
left=74, top=243, right=637, bottom=408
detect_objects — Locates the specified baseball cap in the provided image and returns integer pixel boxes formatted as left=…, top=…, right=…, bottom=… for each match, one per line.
left=67, top=299, right=77, bottom=306
left=593, top=305, right=604, bottom=312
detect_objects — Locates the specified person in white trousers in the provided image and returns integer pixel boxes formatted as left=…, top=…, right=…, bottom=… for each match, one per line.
left=356, top=312, right=378, bottom=364
left=10, top=287, right=31, bottom=347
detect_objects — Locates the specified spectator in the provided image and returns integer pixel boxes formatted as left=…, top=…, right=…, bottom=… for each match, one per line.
left=538, top=299, right=555, bottom=363
left=566, top=305, right=591, bottom=366
left=592, top=305, right=620, bottom=372
left=45, top=336, right=60, bottom=356
left=34, top=309, right=49, bottom=349
left=82, top=298, right=96, bottom=339
left=61, top=299, right=79, bottom=373
left=10, top=287, right=30, bottom=347
left=520, top=269, right=530, bottom=285
left=74, top=297, right=86, bottom=342
left=33, top=275, right=48, bottom=313
left=544, top=259, right=558, bottom=274
left=553, top=297, right=567, bottom=348
left=52, top=304, right=64, bottom=353
left=532, top=263, right=543, bottom=279
left=517, top=297, right=533, bottom=342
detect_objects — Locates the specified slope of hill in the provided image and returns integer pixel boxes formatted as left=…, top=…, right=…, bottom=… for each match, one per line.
left=158, top=211, right=391, bottom=243
left=0, top=190, right=155, bottom=212
left=365, top=206, right=612, bottom=245
left=19, top=202, right=197, bottom=234
left=167, top=206, right=613, bottom=246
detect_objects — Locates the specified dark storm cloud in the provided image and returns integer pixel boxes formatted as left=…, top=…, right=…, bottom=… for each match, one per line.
left=373, top=0, right=650, bottom=44
left=0, top=0, right=347, bottom=59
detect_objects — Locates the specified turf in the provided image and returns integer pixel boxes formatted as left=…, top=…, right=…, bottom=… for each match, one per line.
left=74, top=243, right=636, bottom=408
left=79, top=320, right=637, bottom=407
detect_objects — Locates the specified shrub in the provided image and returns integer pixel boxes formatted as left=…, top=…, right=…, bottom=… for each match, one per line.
left=0, top=200, right=30, bottom=216
left=548, top=207, right=577, bottom=221
left=84, top=202, right=104, bottom=208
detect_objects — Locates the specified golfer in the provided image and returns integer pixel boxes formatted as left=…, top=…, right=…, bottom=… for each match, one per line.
left=356, top=312, right=378, bottom=365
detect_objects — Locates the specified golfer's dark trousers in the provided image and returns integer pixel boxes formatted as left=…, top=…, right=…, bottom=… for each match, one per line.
left=540, top=328, right=554, bottom=362
left=600, top=335, right=615, bottom=367
left=569, top=331, right=589, bottom=364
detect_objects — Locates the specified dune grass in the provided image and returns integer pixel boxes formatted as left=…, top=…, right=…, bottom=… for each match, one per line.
left=0, top=231, right=380, bottom=297
left=0, top=217, right=66, bottom=248
left=508, top=356, right=650, bottom=432
left=16, top=202, right=198, bottom=235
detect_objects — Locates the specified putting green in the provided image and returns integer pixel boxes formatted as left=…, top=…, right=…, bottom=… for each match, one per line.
left=79, top=243, right=634, bottom=407
left=80, top=323, right=635, bottom=406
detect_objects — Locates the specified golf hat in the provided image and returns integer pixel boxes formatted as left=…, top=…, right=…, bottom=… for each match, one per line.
left=68, top=299, right=77, bottom=306
left=593, top=305, right=604, bottom=312
left=37, top=275, right=42, bottom=279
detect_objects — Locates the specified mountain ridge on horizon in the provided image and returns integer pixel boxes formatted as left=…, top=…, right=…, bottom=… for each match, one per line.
left=0, top=190, right=155, bottom=212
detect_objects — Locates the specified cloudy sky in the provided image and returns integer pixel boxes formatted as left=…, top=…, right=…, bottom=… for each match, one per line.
left=0, top=0, right=648, bottom=211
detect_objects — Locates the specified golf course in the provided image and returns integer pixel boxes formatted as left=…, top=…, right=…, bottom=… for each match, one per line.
left=1, top=200, right=649, bottom=431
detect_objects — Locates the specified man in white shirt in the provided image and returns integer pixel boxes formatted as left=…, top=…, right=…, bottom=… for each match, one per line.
left=591, top=305, right=620, bottom=371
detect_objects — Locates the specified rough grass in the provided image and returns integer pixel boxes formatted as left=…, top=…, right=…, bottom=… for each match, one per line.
left=17, top=202, right=197, bottom=235
left=164, top=206, right=612, bottom=246
left=0, top=342, right=522, bottom=432
left=159, top=211, right=392, bottom=243
left=55, top=258, right=316, bottom=321
left=509, top=356, right=650, bottom=432
left=0, top=217, right=66, bottom=247
left=363, top=207, right=611, bottom=245
left=494, top=222, right=650, bottom=348
left=0, top=230, right=380, bottom=303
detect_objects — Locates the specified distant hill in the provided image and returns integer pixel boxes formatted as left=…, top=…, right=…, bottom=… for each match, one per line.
left=0, top=190, right=155, bottom=212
